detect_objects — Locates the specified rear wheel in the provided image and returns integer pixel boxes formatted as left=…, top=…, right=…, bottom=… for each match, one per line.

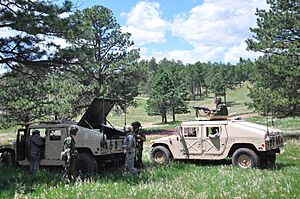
left=150, top=146, right=171, bottom=165
left=232, top=148, right=259, bottom=168
left=0, top=151, right=15, bottom=167
left=74, top=153, right=97, bottom=177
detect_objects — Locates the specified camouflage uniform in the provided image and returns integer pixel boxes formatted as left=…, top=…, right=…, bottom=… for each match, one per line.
left=62, top=126, right=78, bottom=180
left=28, top=131, right=44, bottom=174
left=123, top=126, right=137, bottom=174
left=132, top=121, right=146, bottom=169
left=211, top=97, right=228, bottom=116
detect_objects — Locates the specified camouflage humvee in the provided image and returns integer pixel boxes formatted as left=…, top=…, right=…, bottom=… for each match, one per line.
left=0, top=98, right=125, bottom=174
left=150, top=117, right=284, bottom=168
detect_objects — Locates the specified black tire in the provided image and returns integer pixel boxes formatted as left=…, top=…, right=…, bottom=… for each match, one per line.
left=150, top=146, right=172, bottom=165
left=0, top=151, right=15, bottom=167
left=232, top=148, right=259, bottom=168
left=74, top=153, right=97, bottom=177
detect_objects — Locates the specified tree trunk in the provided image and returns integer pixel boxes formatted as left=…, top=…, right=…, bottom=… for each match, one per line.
left=224, top=90, right=227, bottom=104
left=172, top=108, right=176, bottom=122
left=205, top=86, right=208, bottom=97
left=190, top=83, right=194, bottom=100
left=164, top=114, right=168, bottom=124
left=199, top=82, right=202, bottom=98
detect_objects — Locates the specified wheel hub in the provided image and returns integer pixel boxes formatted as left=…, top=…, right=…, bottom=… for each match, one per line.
left=238, top=154, right=251, bottom=168
left=154, top=151, right=165, bottom=163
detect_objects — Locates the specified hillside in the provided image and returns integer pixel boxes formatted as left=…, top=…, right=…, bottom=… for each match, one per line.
left=108, top=83, right=253, bottom=128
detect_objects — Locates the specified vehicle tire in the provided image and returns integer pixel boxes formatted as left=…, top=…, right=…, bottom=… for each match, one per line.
left=0, top=151, right=15, bottom=167
left=150, top=146, right=172, bottom=165
left=232, top=148, right=259, bottom=168
left=74, top=153, right=97, bottom=177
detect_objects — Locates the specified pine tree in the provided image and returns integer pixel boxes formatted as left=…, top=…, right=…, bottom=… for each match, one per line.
left=246, top=0, right=300, bottom=116
left=0, top=0, right=72, bottom=73
left=60, top=5, right=140, bottom=109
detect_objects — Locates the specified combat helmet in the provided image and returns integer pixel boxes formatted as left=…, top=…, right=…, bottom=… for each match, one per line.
left=32, top=129, right=40, bottom=135
left=131, top=121, right=141, bottom=131
left=69, top=125, right=78, bottom=135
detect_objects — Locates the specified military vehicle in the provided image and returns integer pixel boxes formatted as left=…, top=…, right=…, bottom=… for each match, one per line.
left=150, top=118, right=284, bottom=168
left=0, top=98, right=125, bottom=174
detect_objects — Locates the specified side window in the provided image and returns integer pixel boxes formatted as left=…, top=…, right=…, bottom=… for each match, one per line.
left=49, top=129, right=62, bottom=141
left=183, top=127, right=197, bottom=137
left=29, top=128, right=47, bottom=139
left=206, top=127, right=221, bottom=137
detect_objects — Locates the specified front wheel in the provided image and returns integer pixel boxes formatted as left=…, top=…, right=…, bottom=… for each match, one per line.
left=74, top=153, right=97, bottom=177
left=232, top=148, right=259, bottom=168
left=150, top=146, right=172, bottom=165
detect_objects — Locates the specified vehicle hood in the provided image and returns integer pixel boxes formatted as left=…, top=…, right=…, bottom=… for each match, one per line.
left=231, top=121, right=283, bottom=135
left=152, top=135, right=178, bottom=144
left=78, top=98, right=120, bottom=129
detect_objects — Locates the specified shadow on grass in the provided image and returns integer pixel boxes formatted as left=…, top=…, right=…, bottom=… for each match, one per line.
left=284, top=134, right=300, bottom=140
left=226, top=101, right=241, bottom=107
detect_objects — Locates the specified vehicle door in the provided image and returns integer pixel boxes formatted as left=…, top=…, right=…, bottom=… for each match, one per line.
left=45, top=127, right=67, bottom=161
left=202, top=125, right=228, bottom=155
left=27, top=128, right=47, bottom=160
left=180, top=126, right=202, bottom=157
left=16, top=129, right=27, bottom=161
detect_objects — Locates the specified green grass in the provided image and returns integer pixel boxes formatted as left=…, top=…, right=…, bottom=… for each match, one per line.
left=1, top=139, right=299, bottom=198
left=108, top=82, right=253, bottom=128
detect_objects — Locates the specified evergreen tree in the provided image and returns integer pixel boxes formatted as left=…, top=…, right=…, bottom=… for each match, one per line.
left=60, top=5, right=140, bottom=109
left=246, top=0, right=300, bottom=116
left=205, top=63, right=234, bottom=103
left=0, top=69, right=83, bottom=127
left=146, top=59, right=188, bottom=123
left=185, top=61, right=206, bottom=99
left=0, top=0, right=73, bottom=74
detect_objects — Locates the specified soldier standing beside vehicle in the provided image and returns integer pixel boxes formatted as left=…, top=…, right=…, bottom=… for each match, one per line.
left=28, top=130, right=44, bottom=174
left=210, top=97, right=228, bottom=116
left=62, top=126, right=78, bottom=181
left=132, top=121, right=146, bottom=169
left=123, top=125, right=137, bottom=175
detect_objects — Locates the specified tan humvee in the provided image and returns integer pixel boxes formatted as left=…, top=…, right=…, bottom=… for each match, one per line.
left=0, top=98, right=125, bottom=174
left=150, top=118, right=284, bottom=168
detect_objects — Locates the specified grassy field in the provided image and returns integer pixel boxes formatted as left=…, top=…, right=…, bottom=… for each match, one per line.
left=0, top=138, right=299, bottom=198
left=1, top=83, right=300, bottom=198
left=108, top=83, right=253, bottom=128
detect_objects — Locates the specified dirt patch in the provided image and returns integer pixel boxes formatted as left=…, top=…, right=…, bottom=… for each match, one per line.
left=145, top=128, right=176, bottom=139
left=228, top=113, right=259, bottom=120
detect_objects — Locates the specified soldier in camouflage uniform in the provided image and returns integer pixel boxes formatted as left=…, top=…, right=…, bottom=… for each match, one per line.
left=28, top=130, right=44, bottom=174
left=123, top=125, right=137, bottom=175
left=210, top=97, right=228, bottom=116
left=132, top=121, right=146, bottom=169
left=62, top=126, right=78, bottom=181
